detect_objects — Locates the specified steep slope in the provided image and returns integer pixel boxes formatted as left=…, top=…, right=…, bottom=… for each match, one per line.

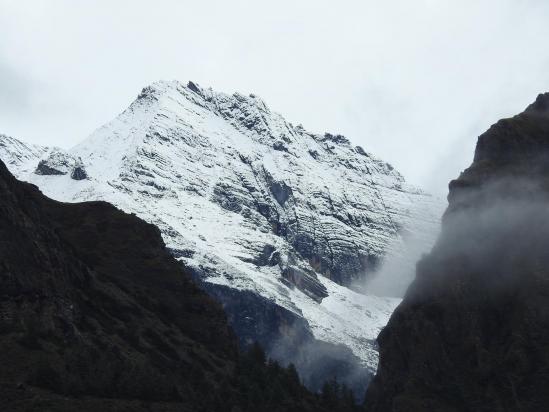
left=0, top=159, right=361, bottom=412
left=0, top=80, right=443, bottom=390
left=364, top=93, right=549, bottom=411
left=0, top=158, right=237, bottom=411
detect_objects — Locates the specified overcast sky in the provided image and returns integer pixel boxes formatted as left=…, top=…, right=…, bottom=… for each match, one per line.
left=1, top=0, right=548, bottom=194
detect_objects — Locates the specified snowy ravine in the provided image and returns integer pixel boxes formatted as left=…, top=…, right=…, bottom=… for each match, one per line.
left=0, top=80, right=444, bottom=391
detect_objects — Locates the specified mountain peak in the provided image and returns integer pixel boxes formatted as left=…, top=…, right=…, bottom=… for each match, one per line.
left=0, top=80, right=444, bottom=394
left=132, top=80, right=381, bottom=158
left=468, top=92, right=549, bottom=172
left=524, top=92, right=549, bottom=117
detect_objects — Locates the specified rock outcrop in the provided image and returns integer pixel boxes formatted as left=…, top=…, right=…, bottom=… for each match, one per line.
left=35, top=151, right=88, bottom=180
left=364, top=93, right=549, bottom=411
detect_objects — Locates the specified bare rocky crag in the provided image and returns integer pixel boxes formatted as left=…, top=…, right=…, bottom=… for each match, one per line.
left=364, top=93, right=549, bottom=411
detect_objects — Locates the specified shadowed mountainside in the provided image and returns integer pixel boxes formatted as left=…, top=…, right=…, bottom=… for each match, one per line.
left=0, top=159, right=359, bottom=412
left=364, top=93, right=549, bottom=412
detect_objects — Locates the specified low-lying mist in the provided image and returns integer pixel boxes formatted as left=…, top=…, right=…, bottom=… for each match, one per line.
left=417, top=177, right=549, bottom=293
left=359, top=176, right=549, bottom=300
left=357, top=224, right=442, bottom=298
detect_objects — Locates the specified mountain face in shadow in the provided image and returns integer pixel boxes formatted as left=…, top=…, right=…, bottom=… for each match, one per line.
left=0, top=159, right=357, bottom=412
left=364, top=93, right=549, bottom=412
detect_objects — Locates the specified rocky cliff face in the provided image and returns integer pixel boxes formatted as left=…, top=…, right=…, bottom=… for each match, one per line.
left=0, top=80, right=443, bottom=391
left=364, top=93, right=549, bottom=411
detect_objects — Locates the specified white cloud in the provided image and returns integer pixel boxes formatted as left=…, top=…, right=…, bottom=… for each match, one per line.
left=1, top=0, right=548, bottom=193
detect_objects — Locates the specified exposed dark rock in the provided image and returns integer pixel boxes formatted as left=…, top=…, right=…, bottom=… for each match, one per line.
left=273, top=141, right=289, bottom=152
left=35, top=159, right=67, bottom=175
left=289, top=229, right=375, bottom=286
left=211, top=182, right=243, bottom=213
left=270, top=180, right=293, bottom=206
left=137, top=86, right=160, bottom=101
left=319, top=133, right=351, bottom=145
left=364, top=94, right=549, bottom=412
left=252, top=244, right=279, bottom=266
left=186, top=81, right=201, bottom=95
left=166, top=247, right=195, bottom=259
left=355, top=146, right=368, bottom=156
left=35, top=151, right=88, bottom=180
left=71, top=165, right=87, bottom=180
left=281, top=266, right=328, bottom=302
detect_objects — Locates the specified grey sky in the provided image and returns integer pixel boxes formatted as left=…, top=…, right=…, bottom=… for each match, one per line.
left=1, top=0, right=548, bottom=194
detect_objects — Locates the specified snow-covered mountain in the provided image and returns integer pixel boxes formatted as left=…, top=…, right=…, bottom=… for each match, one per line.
left=0, top=80, right=444, bottom=391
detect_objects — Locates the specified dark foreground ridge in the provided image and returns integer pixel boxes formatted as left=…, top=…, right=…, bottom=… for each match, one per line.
left=364, top=93, right=549, bottom=411
left=0, top=160, right=359, bottom=411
